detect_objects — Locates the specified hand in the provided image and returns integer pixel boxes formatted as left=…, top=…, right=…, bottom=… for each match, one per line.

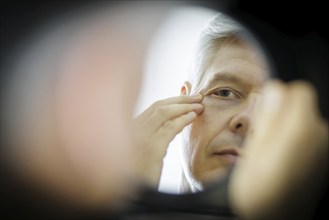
left=229, top=81, right=328, bottom=219
left=133, top=94, right=203, bottom=187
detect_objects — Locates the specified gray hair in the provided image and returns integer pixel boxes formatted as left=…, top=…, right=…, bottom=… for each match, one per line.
left=188, top=13, right=248, bottom=92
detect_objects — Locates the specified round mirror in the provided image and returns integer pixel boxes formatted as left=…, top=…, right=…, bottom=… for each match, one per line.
left=135, top=5, right=272, bottom=195
left=1, top=1, right=327, bottom=220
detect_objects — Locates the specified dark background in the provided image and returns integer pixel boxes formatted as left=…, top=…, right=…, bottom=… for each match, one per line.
left=1, top=1, right=328, bottom=219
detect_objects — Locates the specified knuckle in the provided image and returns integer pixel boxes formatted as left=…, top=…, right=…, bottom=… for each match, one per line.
left=151, top=100, right=162, bottom=109
left=163, top=120, right=175, bottom=131
left=156, top=106, right=170, bottom=117
left=156, top=106, right=168, bottom=116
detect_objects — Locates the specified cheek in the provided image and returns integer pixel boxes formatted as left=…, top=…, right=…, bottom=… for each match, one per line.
left=186, top=106, right=218, bottom=159
left=192, top=98, right=230, bottom=136
left=201, top=97, right=239, bottom=128
left=187, top=98, right=234, bottom=157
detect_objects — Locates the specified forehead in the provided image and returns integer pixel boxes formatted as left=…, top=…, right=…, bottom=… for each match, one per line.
left=198, top=41, right=270, bottom=90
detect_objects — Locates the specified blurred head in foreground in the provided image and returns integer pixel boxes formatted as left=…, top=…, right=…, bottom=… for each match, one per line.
left=1, top=2, right=168, bottom=217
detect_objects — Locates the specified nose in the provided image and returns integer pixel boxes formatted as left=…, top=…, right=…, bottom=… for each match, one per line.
left=229, top=95, right=260, bottom=137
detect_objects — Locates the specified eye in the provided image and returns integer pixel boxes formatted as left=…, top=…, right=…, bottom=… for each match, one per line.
left=214, top=89, right=232, bottom=97
left=211, top=89, right=239, bottom=99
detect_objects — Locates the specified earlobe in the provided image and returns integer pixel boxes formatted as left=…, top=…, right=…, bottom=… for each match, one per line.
left=181, top=81, right=192, bottom=95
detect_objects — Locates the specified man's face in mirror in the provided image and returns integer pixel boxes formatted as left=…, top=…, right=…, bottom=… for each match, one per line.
left=181, top=38, right=270, bottom=192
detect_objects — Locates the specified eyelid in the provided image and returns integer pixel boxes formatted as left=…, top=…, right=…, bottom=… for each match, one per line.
left=206, top=87, right=243, bottom=99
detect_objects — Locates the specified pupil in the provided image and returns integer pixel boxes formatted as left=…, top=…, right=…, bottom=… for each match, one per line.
left=220, top=90, right=230, bottom=96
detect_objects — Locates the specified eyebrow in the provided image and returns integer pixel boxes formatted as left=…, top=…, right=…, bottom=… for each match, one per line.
left=205, top=72, right=253, bottom=89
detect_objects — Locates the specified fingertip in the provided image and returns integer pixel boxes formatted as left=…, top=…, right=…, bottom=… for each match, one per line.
left=193, top=104, right=204, bottom=114
left=197, top=93, right=204, bottom=101
left=191, top=93, right=203, bottom=102
left=187, top=111, right=197, bottom=118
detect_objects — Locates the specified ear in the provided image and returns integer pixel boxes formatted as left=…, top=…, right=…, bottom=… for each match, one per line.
left=181, top=81, right=192, bottom=95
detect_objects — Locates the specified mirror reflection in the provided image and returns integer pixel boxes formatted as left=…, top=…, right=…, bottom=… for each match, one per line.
left=135, top=8, right=271, bottom=194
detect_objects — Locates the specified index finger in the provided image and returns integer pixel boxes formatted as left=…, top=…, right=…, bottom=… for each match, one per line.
left=135, top=94, right=202, bottom=123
